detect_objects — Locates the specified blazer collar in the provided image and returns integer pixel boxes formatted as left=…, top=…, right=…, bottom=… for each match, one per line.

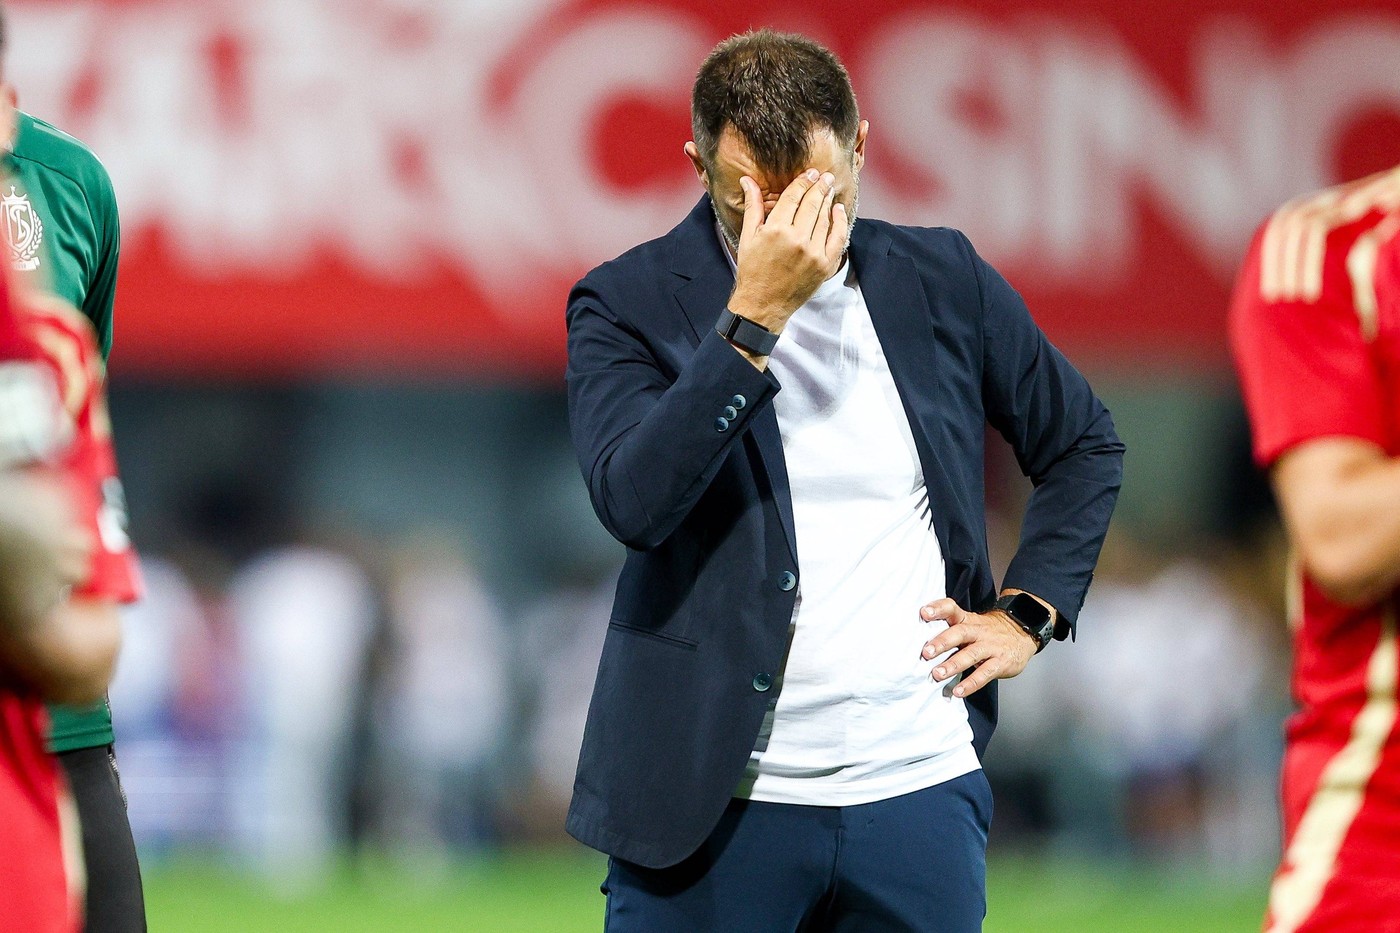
left=848, top=217, right=970, bottom=570
left=667, top=196, right=900, bottom=334
left=847, top=215, right=892, bottom=273
left=668, top=195, right=734, bottom=343
left=661, top=199, right=956, bottom=570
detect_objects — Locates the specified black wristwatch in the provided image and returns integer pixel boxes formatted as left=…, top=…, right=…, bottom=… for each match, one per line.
left=994, top=593, right=1059, bottom=653
left=716, top=308, right=779, bottom=357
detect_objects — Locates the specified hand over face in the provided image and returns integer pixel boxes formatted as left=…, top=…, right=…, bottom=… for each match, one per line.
left=728, top=169, right=849, bottom=333
left=918, top=598, right=1037, bottom=698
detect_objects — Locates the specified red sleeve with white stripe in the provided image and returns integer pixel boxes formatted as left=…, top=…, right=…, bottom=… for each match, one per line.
left=1229, top=219, right=1389, bottom=468
left=19, top=298, right=141, bottom=604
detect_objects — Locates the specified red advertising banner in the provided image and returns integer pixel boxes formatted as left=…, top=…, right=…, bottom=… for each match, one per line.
left=8, top=0, right=1400, bottom=379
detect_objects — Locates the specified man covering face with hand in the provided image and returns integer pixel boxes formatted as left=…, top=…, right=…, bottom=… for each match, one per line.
left=564, top=29, right=1123, bottom=932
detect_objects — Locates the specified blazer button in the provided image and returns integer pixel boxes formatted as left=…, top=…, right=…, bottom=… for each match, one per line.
left=752, top=673, right=772, bottom=692
left=731, top=394, right=747, bottom=410
left=715, top=417, right=730, bottom=432
left=778, top=571, right=797, bottom=591
left=723, top=405, right=738, bottom=420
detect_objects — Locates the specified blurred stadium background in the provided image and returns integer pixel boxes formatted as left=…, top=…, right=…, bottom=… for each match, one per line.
left=10, top=0, right=1400, bottom=928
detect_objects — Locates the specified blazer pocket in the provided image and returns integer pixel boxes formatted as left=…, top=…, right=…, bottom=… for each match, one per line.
left=607, top=619, right=699, bottom=651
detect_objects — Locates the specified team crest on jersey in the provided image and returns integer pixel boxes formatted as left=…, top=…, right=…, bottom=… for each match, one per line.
left=3, top=186, right=44, bottom=271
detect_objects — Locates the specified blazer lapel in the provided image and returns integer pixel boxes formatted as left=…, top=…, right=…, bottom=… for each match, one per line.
left=669, top=197, right=735, bottom=345
left=850, top=222, right=967, bottom=566
left=744, top=406, right=798, bottom=566
left=669, top=196, right=798, bottom=565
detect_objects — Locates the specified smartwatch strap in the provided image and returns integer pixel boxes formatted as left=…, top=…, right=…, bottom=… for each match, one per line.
left=716, top=309, right=779, bottom=357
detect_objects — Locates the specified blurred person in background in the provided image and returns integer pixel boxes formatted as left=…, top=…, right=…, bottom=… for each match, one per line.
left=1055, top=532, right=1276, bottom=865
left=375, top=533, right=509, bottom=866
left=0, top=257, right=137, bottom=930
left=1, top=6, right=144, bottom=929
left=565, top=29, right=1123, bottom=931
left=518, top=559, right=617, bottom=837
left=106, top=554, right=227, bottom=853
left=226, top=537, right=376, bottom=888
left=1231, top=164, right=1400, bottom=932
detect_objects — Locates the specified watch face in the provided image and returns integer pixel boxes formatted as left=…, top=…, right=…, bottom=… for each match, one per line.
left=1011, top=594, right=1050, bottom=626
left=1001, top=593, right=1052, bottom=646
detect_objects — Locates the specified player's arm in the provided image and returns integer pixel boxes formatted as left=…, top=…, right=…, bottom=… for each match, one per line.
left=1272, top=439, right=1400, bottom=606
left=0, top=472, right=119, bottom=705
left=1231, top=210, right=1400, bottom=606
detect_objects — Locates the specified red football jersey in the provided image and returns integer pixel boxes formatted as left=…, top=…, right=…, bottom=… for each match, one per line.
left=1230, top=166, right=1400, bottom=933
left=0, top=276, right=140, bottom=933
left=17, top=290, right=141, bottom=604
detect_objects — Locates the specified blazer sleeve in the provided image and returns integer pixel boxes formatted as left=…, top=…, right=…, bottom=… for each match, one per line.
left=565, top=278, right=780, bottom=550
left=966, top=235, right=1125, bottom=630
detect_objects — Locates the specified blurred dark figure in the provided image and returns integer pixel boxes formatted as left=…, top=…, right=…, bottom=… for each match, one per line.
left=369, top=532, right=509, bottom=870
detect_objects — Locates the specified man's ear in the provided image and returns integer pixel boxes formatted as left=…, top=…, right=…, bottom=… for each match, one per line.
left=0, top=84, right=16, bottom=152
left=852, top=120, right=869, bottom=173
left=683, top=141, right=709, bottom=188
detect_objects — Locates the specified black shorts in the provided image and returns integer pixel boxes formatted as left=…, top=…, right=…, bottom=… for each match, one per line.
left=58, top=745, right=147, bottom=933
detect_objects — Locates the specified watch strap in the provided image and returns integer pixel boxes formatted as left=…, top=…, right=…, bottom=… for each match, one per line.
left=716, top=309, right=779, bottom=357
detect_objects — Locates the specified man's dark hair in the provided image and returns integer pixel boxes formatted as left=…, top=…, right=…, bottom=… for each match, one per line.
left=691, top=29, right=859, bottom=178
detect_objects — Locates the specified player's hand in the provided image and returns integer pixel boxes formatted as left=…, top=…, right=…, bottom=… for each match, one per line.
left=918, top=598, right=1037, bottom=698
left=727, top=169, right=848, bottom=334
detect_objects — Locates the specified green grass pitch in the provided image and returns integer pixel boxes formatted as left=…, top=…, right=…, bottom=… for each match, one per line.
left=143, top=849, right=1268, bottom=931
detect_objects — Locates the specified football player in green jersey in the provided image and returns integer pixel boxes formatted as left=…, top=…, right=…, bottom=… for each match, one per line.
left=2, top=7, right=147, bottom=931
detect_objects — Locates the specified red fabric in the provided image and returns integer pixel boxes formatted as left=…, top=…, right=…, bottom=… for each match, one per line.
left=0, top=275, right=142, bottom=933
left=0, top=267, right=40, bottom=361
left=1229, top=219, right=1395, bottom=470
left=0, top=696, right=75, bottom=933
left=0, top=273, right=78, bottom=933
left=1230, top=191, right=1400, bottom=736
left=14, top=295, right=142, bottom=604
left=1231, top=177, right=1400, bottom=931
left=1272, top=719, right=1400, bottom=932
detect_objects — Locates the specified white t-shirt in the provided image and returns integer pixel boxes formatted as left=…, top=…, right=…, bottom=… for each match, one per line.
left=727, top=247, right=980, bottom=805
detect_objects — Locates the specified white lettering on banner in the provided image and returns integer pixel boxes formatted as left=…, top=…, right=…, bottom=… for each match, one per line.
left=858, top=13, right=1400, bottom=278
left=8, top=2, right=1400, bottom=316
left=506, top=10, right=711, bottom=269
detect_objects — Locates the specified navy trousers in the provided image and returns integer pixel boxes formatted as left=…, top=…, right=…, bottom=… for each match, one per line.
left=601, top=769, right=993, bottom=932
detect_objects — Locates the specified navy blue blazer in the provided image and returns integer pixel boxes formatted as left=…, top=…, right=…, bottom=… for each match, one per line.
left=564, top=195, right=1124, bottom=869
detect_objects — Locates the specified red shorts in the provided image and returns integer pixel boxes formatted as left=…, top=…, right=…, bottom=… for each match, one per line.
left=0, top=695, right=79, bottom=933
left=1265, top=733, right=1400, bottom=932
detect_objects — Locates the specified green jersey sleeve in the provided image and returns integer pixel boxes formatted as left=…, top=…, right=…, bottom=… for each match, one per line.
left=80, top=161, right=120, bottom=359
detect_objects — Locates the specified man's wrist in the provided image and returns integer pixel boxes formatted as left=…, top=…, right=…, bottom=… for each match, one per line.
left=994, top=591, right=1059, bottom=652
left=716, top=309, right=779, bottom=357
left=725, top=289, right=791, bottom=334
